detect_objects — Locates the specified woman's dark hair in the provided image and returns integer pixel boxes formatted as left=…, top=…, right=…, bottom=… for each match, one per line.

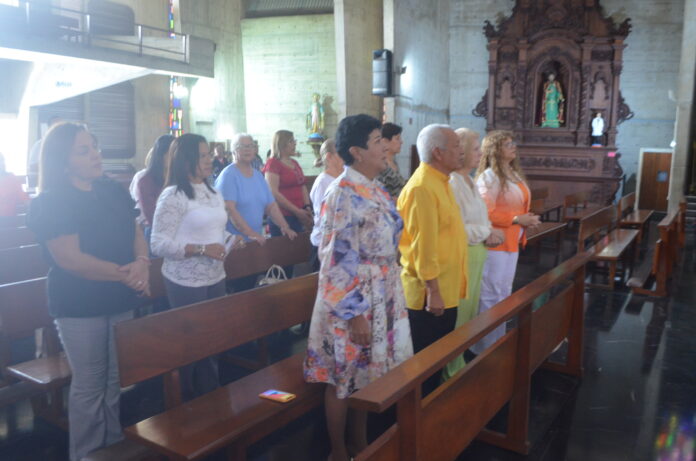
left=146, top=134, right=174, bottom=189
left=381, top=122, right=402, bottom=141
left=39, top=122, right=91, bottom=192
left=335, top=114, right=382, bottom=166
left=165, top=133, right=215, bottom=199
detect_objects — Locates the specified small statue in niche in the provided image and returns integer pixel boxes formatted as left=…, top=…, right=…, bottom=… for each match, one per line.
left=306, top=93, right=326, bottom=167
left=306, top=93, right=325, bottom=135
left=540, top=73, right=565, bottom=128
left=591, top=112, right=605, bottom=146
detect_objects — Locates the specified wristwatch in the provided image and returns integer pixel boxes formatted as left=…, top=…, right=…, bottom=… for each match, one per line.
left=512, top=216, right=519, bottom=225
left=197, top=244, right=206, bottom=256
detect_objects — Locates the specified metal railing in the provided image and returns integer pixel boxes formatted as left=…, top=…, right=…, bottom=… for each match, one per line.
left=6, top=0, right=188, bottom=63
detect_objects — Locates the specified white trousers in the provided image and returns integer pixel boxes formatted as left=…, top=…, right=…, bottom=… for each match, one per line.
left=55, top=311, right=132, bottom=461
left=470, top=250, right=519, bottom=355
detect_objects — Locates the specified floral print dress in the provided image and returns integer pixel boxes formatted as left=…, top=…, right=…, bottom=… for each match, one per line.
left=304, top=167, right=413, bottom=399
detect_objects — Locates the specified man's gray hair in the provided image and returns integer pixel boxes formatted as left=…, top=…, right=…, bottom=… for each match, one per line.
left=416, top=124, right=451, bottom=163
left=231, top=133, right=253, bottom=151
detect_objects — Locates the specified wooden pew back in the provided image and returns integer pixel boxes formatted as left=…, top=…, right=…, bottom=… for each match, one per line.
left=0, top=214, right=27, bottom=229
left=577, top=205, right=616, bottom=252
left=348, top=251, right=592, bottom=461
left=530, top=187, right=549, bottom=201
left=116, top=272, right=318, bottom=400
left=0, top=278, right=62, bottom=384
left=617, top=192, right=636, bottom=219
left=0, top=227, right=36, bottom=250
left=530, top=198, right=545, bottom=216
left=148, top=232, right=312, bottom=299
left=0, top=245, right=48, bottom=285
left=563, top=190, right=590, bottom=211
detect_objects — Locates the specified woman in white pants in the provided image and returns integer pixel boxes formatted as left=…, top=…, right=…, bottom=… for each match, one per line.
left=28, top=123, right=149, bottom=460
left=472, top=130, right=540, bottom=355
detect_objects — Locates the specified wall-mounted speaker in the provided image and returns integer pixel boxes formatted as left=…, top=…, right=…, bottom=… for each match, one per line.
left=372, top=49, right=393, bottom=96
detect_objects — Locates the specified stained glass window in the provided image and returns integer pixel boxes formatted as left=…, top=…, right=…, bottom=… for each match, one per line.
left=168, top=0, right=183, bottom=137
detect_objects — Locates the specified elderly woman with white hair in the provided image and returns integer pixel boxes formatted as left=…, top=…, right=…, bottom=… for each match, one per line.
left=308, top=138, right=344, bottom=268
left=442, top=128, right=504, bottom=379
left=214, top=133, right=297, bottom=291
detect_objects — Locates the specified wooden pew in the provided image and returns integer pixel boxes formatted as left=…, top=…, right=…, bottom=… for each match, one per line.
left=617, top=192, right=654, bottom=245
left=114, top=273, right=322, bottom=461
left=0, top=214, right=27, bottom=229
left=347, top=251, right=593, bottom=460
left=0, top=233, right=313, bottom=415
left=0, top=245, right=48, bottom=285
left=577, top=206, right=639, bottom=289
left=563, top=191, right=602, bottom=225
left=0, top=278, right=69, bottom=426
left=530, top=187, right=563, bottom=222
left=0, top=226, right=36, bottom=250
left=627, top=202, right=685, bottom=297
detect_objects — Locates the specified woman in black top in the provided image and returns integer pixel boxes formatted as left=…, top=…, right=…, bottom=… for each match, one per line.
left=28, top=123, right=149, bottom=461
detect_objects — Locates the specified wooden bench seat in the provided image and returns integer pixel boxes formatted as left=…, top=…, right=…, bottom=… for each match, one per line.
left=128, top=353, right=322, bottom=460
left=627, top=201, right=686, bottom=297
left=526, top=221, right=566, bottom=245
left=617, top=192, right=654, bottom=245
left=6, top=354, right=71, bottom=388
left=531, top=187, right=563, bottom=222
left=592, top=228, right=640, bottom=261
left=0, top=277, right=66, bottom=425
left=563, top=191, right=602, bottom=224
left=578, top=206, right=638, bottom=289
left=114, top=273, right=321, bottom=461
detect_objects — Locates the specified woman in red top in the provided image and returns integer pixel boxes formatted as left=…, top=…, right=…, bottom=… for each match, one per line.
left=0, top=153, right=29, bottom=218
left=263, top=130, right=313, bottom=236
left=136, top=135, right=174, bottom=241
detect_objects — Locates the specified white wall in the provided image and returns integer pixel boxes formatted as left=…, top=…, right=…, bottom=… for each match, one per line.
left=386, top=0, right=451, bottom=173
left=241, top=14, right=338, bottom=175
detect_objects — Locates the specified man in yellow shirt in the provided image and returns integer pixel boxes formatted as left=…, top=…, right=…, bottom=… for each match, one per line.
left=397, top=123, right=468, bottom=395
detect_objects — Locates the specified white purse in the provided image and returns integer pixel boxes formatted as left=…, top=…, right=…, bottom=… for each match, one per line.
left=257, top=264, right=288, bottom=286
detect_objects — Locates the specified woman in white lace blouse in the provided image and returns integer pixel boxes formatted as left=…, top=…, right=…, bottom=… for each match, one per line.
left=150, top=133, right=229, bottom=400
left=443, top=128, right=504, bottom=379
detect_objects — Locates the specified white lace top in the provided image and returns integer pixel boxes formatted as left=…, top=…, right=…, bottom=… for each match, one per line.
left=151, top=183, right=228, bottom=287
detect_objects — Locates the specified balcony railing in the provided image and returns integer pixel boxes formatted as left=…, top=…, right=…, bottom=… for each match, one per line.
left=0, top=0, right=189, bottom=63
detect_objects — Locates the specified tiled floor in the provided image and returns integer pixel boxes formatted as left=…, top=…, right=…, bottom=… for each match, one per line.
left=1, top=227, right=694, bottom=461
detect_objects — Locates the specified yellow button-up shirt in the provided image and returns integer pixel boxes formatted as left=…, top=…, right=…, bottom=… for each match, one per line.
left=397, top=162, right=468, bottom=310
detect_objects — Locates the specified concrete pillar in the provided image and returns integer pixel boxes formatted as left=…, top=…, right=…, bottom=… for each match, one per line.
left=179, top=0, right=247, bottom=141
left=333, top=0, right=383, bottom=120
left=669, top=0, right=696, bottom=210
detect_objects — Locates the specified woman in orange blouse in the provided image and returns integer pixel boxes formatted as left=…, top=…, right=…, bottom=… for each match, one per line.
left=472, top=131, right=539, bottom=354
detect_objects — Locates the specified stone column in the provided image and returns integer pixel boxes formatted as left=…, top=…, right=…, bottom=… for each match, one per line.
left=668, top=0, right=696, bottom=210
left=333, top=0, right=383, bottom=119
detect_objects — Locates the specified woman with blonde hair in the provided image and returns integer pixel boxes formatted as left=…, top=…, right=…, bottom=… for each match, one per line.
left=442, top=128, right=503, bottom=378
left=471, top=130, right=539, bottom=355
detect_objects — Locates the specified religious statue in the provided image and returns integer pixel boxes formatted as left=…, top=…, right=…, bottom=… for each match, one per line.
left=306, top=93, right=326, bottom=167
left=591, top=112, right=605, bottom=146
left=540, top=73, right=565, bottom=128
left=306, top=93, right=325, bottom=135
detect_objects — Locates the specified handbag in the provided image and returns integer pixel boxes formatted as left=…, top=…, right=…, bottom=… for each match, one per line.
left=257, top=264, right=288, bottom=286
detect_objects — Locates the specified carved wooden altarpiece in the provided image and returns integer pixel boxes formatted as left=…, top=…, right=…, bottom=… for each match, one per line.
left=473, top=0, right=634, bottom=204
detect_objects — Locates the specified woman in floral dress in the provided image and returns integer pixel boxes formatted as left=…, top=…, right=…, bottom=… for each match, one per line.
left=304, top=114, right=413, bottom=461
